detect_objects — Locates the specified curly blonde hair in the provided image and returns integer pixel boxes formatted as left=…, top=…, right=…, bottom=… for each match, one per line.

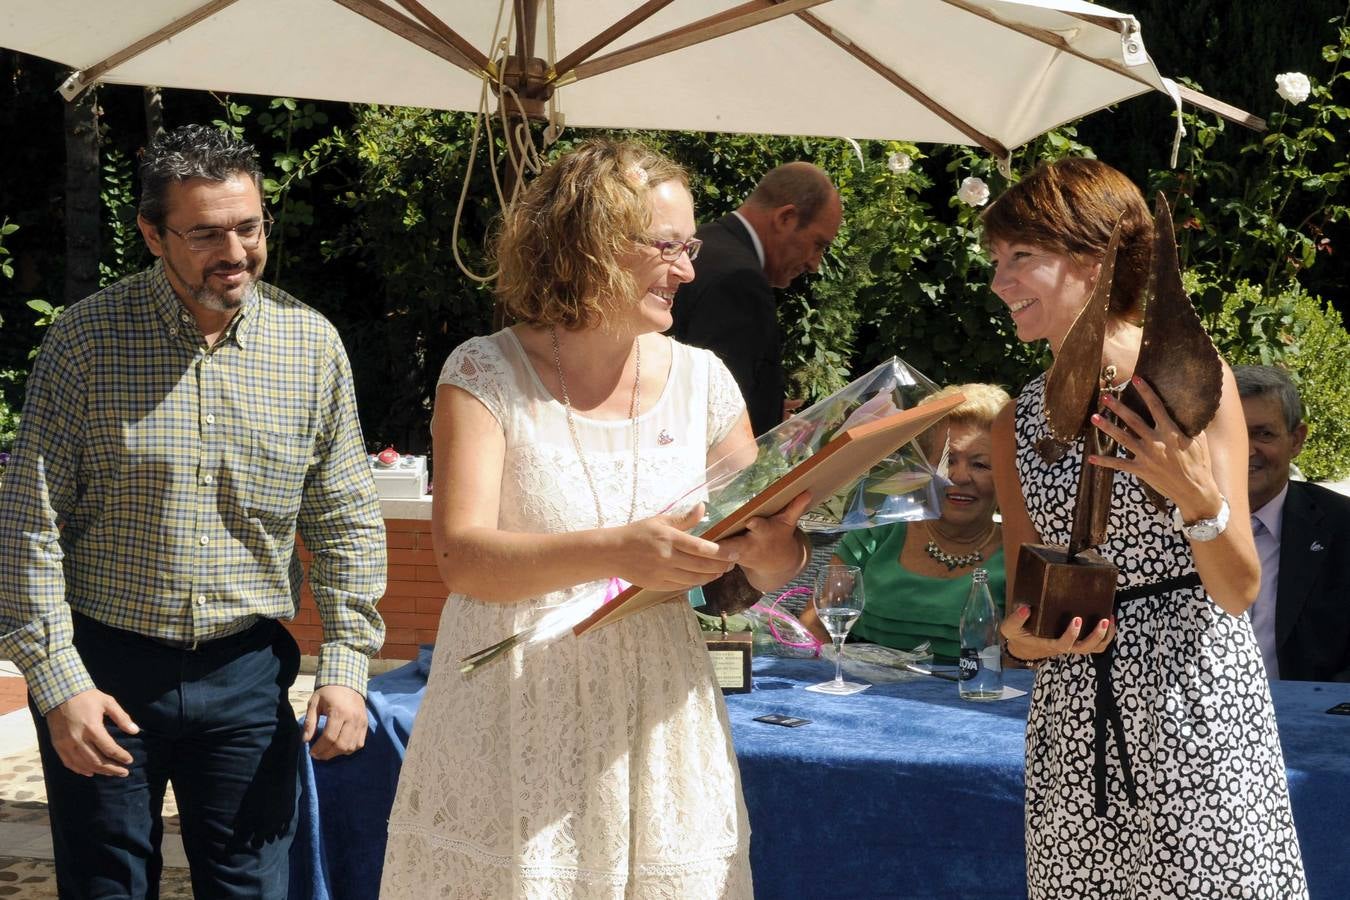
left=924, top=382, right=1012, bottom=430
left=916, top=382, right=1011, bottom=460
left=495, top=138, right=689, bottom=329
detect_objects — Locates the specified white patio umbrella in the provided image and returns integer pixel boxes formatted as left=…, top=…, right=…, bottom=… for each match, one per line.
left=1, top=0, right=1260, bottom=160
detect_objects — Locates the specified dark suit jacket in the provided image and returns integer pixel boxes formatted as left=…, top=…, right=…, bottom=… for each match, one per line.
left=1275, top=480, right=1350, bottom=682
left=670, top=214, right=784, bottom=435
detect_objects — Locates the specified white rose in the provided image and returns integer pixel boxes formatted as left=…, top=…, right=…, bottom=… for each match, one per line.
left=887, top=151, right=912, bottom=174
left=957, top=176, right=990, bottom=207
left=1275, top=72, right=1311, bottom=105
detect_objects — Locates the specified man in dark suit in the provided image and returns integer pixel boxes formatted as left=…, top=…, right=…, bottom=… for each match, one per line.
left=1236, top=365, right=1350, bottom=682
left=671, top=162, right=842, bottom=435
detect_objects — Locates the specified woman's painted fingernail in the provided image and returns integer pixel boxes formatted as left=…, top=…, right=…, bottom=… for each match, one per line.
left=1132, top=375, right=1143, bottom=385
left=1099, top=620, right=1109, bottom=631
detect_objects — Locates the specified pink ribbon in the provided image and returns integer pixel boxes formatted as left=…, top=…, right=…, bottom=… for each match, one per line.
left=755, top=587, right=823, bottom=657
left=601, top=577, right=630, bottom=605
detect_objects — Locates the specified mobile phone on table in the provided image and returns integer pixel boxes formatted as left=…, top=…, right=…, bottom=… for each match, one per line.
left=753, top=713, right=811, bottom=727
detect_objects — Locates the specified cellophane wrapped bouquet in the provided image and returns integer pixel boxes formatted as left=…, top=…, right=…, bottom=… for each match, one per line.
left=460, top=357, right=950, bottom=673
left=675, top=356, right=948, bottom=537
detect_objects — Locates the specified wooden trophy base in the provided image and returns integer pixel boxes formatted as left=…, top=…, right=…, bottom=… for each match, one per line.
left=1014, top=544, right=1118, bottom=640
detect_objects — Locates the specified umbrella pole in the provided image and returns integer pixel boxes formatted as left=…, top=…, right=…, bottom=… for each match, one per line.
left=490, top=0, right=549, bottom=328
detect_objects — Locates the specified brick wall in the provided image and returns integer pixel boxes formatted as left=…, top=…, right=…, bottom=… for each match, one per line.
left=286, top=518, right=445, bottom=660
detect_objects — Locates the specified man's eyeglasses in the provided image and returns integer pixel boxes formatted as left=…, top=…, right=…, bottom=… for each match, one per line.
left=649, top=237, right=702, bottom=262
left=162, top=216, right=274, bottom=252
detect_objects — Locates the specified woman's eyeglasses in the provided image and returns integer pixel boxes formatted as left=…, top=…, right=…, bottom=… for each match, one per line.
left=648, top=237, right=703, bottom=262
left=162, top=216, right=274, bottom=252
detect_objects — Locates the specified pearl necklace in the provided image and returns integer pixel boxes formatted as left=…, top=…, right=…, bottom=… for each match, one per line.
left=924, top=521, right=997, bottom=572
left=550, top=326, right=641, bottom=529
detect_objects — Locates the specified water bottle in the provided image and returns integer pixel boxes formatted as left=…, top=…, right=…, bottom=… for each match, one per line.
left=959, top=567, right=1003, bottom=701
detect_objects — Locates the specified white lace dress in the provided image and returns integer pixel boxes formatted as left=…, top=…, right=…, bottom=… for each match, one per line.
left=380, top=329, right=753, bottom=900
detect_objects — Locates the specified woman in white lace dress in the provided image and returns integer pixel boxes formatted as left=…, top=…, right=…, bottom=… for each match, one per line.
left=379, top=140, right=811, bottom=899
left=984, top=158, right=1306, bottom=897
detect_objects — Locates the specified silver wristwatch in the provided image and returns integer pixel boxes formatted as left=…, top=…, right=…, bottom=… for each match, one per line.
left=1172, top=496, right=1230, bottom=543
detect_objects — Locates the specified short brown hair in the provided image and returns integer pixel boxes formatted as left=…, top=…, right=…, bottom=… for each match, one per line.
left=980, top=158, right=1152, bottom=319
left=495, top=138, right=688, bottom=329
left=744, top=161, right=836, bottom=228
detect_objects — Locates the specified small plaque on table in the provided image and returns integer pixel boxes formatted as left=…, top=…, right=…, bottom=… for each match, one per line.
left=706, top=631, right=752, bottom=694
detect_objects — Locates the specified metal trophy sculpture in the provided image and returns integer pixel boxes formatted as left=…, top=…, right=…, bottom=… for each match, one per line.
left=1014, top=194, right=1223, bottom=639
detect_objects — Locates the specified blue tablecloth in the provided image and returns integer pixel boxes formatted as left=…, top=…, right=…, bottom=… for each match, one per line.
left=289, top=651, right=1350, bottom=900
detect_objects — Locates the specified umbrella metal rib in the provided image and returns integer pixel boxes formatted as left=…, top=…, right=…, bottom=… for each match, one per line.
left=391, top=0, right=493, bottom=72
left=60, top=0, right=242, bottom=100
left=333, top=0, right=484, bottom=76
left=796, top=10, right=1008, bottom=160
left=568, top=0, right=831, bottom=84
left=551, top=0, right=678, bottom=80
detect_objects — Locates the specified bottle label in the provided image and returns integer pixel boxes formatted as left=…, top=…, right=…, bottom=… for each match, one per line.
left=958, top=647, right=980, bottom=681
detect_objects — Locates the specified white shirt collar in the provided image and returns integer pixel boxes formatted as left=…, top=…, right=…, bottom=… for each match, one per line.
left=1252, top=482, right=1290, bottom=541
left=730, top=210, right=766, bottom=271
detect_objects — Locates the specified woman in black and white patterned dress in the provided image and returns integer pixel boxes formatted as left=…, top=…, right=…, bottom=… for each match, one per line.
left=982, top=158, right=1306, bottom=898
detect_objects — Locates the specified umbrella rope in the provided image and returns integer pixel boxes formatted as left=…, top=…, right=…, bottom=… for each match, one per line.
left=450, top=0, right=564, bottom=286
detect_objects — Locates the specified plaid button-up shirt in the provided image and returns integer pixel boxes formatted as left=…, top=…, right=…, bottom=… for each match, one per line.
left=0, top=262, right=386, bottom=713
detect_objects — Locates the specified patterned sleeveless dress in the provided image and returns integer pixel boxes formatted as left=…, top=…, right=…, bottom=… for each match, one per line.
left=1013, top=372, right=1306, bottom=898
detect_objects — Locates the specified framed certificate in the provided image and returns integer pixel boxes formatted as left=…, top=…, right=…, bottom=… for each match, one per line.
left=573, top=393, right=964, bottom=636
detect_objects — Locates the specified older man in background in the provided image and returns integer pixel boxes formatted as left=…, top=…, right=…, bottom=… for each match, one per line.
left=671, top=162, right=842, bottom=435
left=1236, top=364, right=1350, bottom=682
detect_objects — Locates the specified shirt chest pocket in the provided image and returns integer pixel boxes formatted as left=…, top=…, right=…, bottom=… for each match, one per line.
left=244, top=429, right=312, bottom=523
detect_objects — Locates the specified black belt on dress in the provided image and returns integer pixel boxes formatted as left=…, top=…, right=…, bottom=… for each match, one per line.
left=1091, top=571, right=1203, bottom=817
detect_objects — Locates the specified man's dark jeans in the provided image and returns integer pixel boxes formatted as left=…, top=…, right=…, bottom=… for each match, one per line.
left=30, top=613, right=303, bottom=899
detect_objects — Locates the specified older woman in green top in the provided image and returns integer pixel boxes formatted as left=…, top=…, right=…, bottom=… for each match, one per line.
left=800, top=383, right=1011, bottom=662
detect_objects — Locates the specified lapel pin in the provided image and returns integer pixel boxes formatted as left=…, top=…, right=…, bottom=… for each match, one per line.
left=1310, top=541, right=1326, bottom=552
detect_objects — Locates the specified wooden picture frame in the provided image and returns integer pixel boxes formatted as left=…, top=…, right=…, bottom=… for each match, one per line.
left=573, top=393, right=965, bottom=636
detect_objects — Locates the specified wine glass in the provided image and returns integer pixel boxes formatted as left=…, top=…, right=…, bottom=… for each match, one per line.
left=807, top=564, right=869, bottom=695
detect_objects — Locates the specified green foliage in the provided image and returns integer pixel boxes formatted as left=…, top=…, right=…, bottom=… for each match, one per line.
left=0, top=218, right=16, bottom=283
left=318, top=106, right=500, bottom=448
left=251, top=97, right=334, bottom=280
left=1204, top=277, right=1350, bottom=480
left=99, top=147, right=145, bottom=286
left=1151, top=12, right=1350, bottom=307
left=0, top=220, right=20, bottom=450
left=210, top=95, right=253, bottom=140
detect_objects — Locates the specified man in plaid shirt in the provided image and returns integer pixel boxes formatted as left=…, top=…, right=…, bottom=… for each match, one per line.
left=0, top=125, right=386, bottom=898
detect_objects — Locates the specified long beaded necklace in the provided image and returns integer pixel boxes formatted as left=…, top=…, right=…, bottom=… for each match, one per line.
left=924, top=520, right=997, bottom=571
left=550, top=325, right=641, bottom=528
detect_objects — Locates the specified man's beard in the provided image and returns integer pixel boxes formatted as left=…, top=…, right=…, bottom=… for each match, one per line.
left=165, top=255, right=258, bottom=311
